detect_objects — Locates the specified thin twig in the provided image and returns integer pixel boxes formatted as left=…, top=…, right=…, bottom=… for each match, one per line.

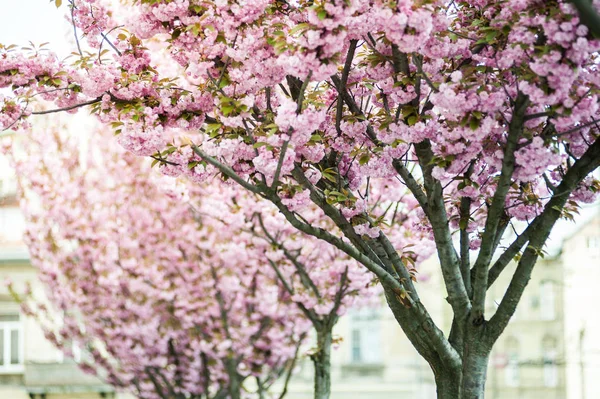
left=99, top=25, right=124, bottom=61
left=70, top=0, right=83, bottom=56
left=31, top=96, right=103, bottom=115
left=100, top=32, right=122, bottom=57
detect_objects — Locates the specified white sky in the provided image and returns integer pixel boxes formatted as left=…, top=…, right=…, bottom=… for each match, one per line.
left=0, top=0, right=77, bottom=183
left=0, top=0, right=74, bottom=58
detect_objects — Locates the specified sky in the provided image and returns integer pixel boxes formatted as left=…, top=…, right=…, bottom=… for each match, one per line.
left=0, top=0, right=73, bottom=58
left=0, top=0, right=598, bottom=253
left=0, top=0, right=80, bottom=183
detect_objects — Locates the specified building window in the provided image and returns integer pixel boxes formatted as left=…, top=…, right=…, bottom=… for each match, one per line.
left=542, top=336, right=558, bottom=387
left=0, top=314, right=23, bottom=373
left=587, top=236, right=600, bottom=257
left=348, top=308, right=382, bottom=364
left=57, top=341, right=83, bottom=364
left=351, top=329, right=361, bottom=363
left=540, top=281, right=556, bottom=320
left=72, top=342, right=82, bottom=363
left=505, top=337, right=519, bottom=387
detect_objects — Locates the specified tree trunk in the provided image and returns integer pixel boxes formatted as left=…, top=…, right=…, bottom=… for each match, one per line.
left=311, top=328, right=332, bottom=399
left=460, top=356, right=489, bottom=398
left=460, top=336, right=490, bottom=399
left=225, top=358, right=242, bottom=399
left=431, top=352, right=490, bottom=399
left=228, top=377, right=241, bottom=399
left=434, top=368, right=460, bottom=399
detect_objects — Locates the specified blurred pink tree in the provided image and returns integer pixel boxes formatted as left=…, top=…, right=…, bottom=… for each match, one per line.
left=6, top=122, right=378, bottom=399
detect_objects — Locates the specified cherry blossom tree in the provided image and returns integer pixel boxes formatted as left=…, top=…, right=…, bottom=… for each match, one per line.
left=2, top=0, right=600, bottom=397
left=5, top=120, right=379, bottom=399
left=6, top=123, right=307, bottom=399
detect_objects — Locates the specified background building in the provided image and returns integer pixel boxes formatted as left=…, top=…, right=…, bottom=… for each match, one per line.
left=562, top=212, right=600, bottom=399
left=484, top=256, right=566, bottom=399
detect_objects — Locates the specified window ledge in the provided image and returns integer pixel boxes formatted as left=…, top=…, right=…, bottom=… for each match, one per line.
left=0, top=365, right=25, bottom=374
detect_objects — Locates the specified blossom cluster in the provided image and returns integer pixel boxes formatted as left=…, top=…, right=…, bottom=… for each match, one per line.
left=0, top=2, right=596, bottom=248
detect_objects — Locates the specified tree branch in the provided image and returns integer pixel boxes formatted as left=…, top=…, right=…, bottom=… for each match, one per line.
left=255, top=213, right=322, bottom=300
left=31, top=96, right=103, bottom=115
left=487, top=136, right=600, bottom=343
left=262, top=187, right=396, bottom=290
left=487, top=223, right=532, bottom=288
left=335, top=40, right=358, bottom=134
left=460, top=196, right=472, bottom=296
left=413, top=140, right=470, bottom=321
left=391, top=45, right=410, bottom=75
left=290, top=165, right=393, bottom=273
left=189, top=144, right=263, bottom=194
left=277, top=335, right=305, bottom=399
left=285, top=166, right=460, bottom=372
left=569, top=0, right=600, bottom=38
left=328, top=266, right=349, bottom=323
left=330, top=73, right=430, bottom=212
left=471, top=92, right=529, bottom=318
left=145, top=367, right=170, bottom=399
left=69, top=0, right=83, bottom=56
left=272, top=72, right=312, bottom=188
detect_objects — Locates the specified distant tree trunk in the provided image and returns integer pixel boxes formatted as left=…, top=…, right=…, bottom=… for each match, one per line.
left=225, top=359, right=242, bottom=399
left=256, top=377, right=267, bottom=399
left=228, top=378, right=241, bottom=399
left=312, top=328, right=332, bottom=399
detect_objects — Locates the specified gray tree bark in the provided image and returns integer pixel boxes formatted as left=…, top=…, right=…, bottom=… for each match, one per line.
left=431, top=352, right=489, bottom=399
left=460, top=334, right=491, bottom=399
left=312, top=329, right=333, bottom=399
left=434, top=370, right=461, bottom=399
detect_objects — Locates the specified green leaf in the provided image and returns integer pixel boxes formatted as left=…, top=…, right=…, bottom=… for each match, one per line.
left=485, top=30, right=498, bottom=42
left=221, top=105, right=234, bottom=116
left=459, top=115, right=469, bottom=127
left=359, top=153, right=371, bottom=165
left=289, top=23, right=310, bottom=35
left=218, top=75, right=230, bottom=89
